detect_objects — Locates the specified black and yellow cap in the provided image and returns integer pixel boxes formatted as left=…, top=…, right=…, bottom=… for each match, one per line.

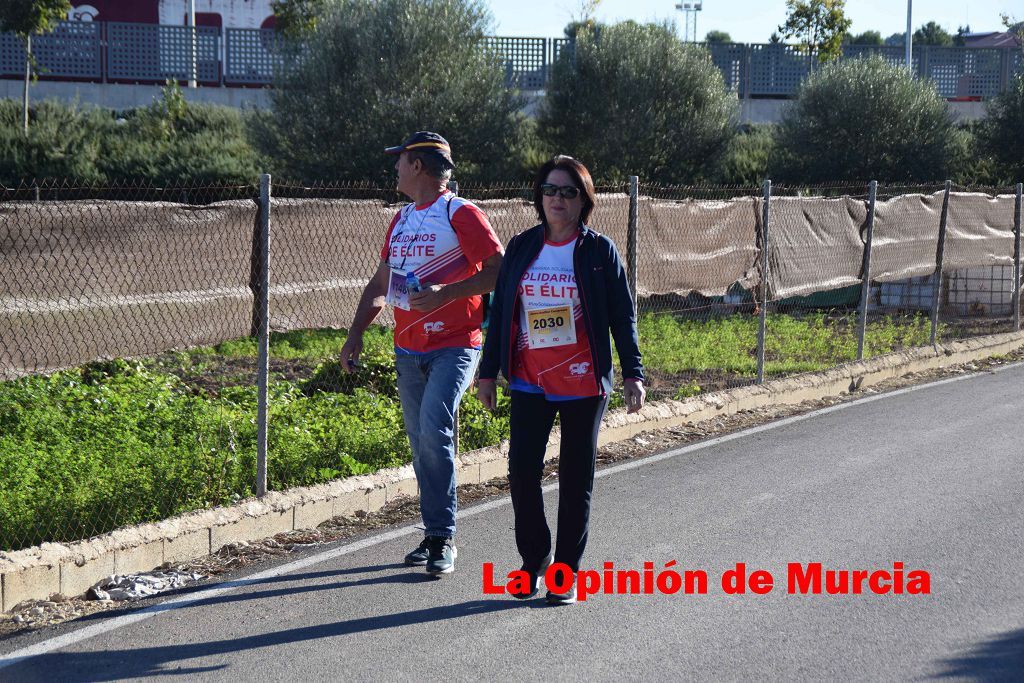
left=384, top=131, right=455, bottom=168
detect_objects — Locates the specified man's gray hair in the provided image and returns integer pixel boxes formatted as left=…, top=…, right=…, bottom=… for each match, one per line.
left=409, top=150, right=454, bottom=183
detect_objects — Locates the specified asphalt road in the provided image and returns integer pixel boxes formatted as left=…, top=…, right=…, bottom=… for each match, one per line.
left=2, top=364, right=1023, bottom=681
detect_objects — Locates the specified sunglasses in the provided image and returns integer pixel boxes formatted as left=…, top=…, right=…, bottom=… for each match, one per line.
left=540, top=183, right=580, bottom=199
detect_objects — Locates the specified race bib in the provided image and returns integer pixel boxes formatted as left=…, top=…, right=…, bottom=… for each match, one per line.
left=526, top=303, right=576, bottom=349
left=386, top=268, right=411, bottom=311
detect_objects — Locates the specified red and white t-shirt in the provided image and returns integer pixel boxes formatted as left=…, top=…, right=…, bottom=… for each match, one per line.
left=380, top=192, right=501, bottom=353
left=510, top=232, right=600, bottom=400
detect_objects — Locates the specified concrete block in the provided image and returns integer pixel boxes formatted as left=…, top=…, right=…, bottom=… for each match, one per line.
left=114, top=540, right=164, bottom=576
left=61, top=553, right=115, bottom=598
left=599, top=423, right=637, bottom=446
left=479, top=457, right=508, bottom=484
left=365, top=486, right=387, bottom=513
left=2, top=564, right=60, bottom=613
left=294, top=498, right=335, bottom=530
left=543, top=441, right=561, bottom=462
left=333, top=490, right=368, bottom=519
left=164, top=529, right=210, bottom=565
left=385, top=477, right=418, bottom=504
left=210, top=509, right=292, bottom=553
left=456, top=463, right=481, bottom=486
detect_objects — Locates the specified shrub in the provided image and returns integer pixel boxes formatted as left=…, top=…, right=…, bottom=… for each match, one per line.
left=0, top=86, right=262, bottom=186
left=977, top=73, right=1024, bottom=184
left=0, top=99, right=111, bottom=184
left=99, top=85, right=262, bottom=185
left=539, top=21, right=738, bottom=184
left=773, top=55, right=957, bottom=182
left=715, top=124, right=776, bottom=185
left=256, top=0, right=527, bottom=184
left=949, top=121, right=1002, bottom=187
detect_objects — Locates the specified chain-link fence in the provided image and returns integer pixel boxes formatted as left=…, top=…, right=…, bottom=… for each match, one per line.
left=2, top=177, right=1021, bottom=552
left=0, top=180, right=260, bottom=552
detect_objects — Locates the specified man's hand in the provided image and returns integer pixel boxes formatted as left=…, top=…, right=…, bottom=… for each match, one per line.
left=477, top=378, right=497, bottom=411
left=624, top=378, right=646, bottom=414
left=339, top=333, right=363, bottom=374
left=408, top=284, right=448, bottom=312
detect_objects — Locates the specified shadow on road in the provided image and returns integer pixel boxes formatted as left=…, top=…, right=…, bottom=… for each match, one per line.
left=3, top=598, right=535, bottom=681
left=932, top=627, right=1024, bottom=681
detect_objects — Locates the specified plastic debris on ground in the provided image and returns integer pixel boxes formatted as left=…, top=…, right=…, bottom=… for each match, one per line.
left=88, top=570, right=206, bottom=602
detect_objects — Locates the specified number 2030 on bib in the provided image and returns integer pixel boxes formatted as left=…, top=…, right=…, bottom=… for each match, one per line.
left=526, top=304, right=576, bottom=349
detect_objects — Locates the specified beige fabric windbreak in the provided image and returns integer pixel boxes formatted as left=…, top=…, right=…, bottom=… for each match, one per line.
left=1, top=200, right=256, bottom=379
left=2, top=190, right=1019, bottom=380
left=766, top=196, right=867, bottom=299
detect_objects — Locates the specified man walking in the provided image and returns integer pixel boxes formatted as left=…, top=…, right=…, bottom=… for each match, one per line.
left=340, top=132, right=502, bottom=576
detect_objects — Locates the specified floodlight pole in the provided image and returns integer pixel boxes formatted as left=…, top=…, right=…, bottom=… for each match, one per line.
left=675, top=2, right=703, bottom=43
left=905, top=0, right=913, bottom=71
left=188, top=0, right=197, bottom=88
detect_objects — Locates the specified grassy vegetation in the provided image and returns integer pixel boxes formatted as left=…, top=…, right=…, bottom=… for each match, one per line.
left=638, top=312, right=934, bottom=376
left=0, top=311, right=935, bottom=551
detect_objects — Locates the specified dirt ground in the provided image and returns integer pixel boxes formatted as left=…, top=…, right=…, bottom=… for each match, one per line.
left=3, top=348, right=1022, bottom=638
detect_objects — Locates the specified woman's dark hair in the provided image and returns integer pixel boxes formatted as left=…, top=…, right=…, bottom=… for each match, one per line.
left=532, top=155, right=597, bottom=225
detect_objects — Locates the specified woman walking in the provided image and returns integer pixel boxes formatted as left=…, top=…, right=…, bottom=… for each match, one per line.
left=477, top=155, right=645, bottom=604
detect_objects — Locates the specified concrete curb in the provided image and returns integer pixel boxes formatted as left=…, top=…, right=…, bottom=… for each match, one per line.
left=3, top=330, right=1023, bottom=612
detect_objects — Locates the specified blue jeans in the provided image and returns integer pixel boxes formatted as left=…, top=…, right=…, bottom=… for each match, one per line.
left=395, top=347, right=480, bottom=538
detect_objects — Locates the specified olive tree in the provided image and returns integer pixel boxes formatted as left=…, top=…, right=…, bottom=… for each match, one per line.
left=978, top=74, right=1024, bottom=183
left=256, top=0, right=525, bottom=183
left=773, top=56, right=957, bottom=182
left=538, top=21, right=737, bottom=184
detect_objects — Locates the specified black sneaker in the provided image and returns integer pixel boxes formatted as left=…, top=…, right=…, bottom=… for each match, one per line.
left=546, top=566, right=577, bottom=605
left=546, top=584, right=577, bottom=606
left=404, top=537, right=431, bottom=566
left=425, top=536, right=457, bottom=576
left=510, top=555, right=553, bottom=600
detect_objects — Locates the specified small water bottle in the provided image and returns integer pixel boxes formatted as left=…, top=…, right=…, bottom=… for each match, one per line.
left=406, top=271, right=422, bottom=294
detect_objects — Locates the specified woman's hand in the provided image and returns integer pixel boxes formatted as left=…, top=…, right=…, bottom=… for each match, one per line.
left=623, top=378, right=646, bottom=414
left=477, top=378, right=498, bottom=411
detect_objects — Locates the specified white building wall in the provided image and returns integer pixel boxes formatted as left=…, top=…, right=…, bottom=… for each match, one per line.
left=158, top=0, right=274, bottom=28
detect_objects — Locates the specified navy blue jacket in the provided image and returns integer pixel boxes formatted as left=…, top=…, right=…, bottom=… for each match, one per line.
left=479, top=223, right=644, bottom=395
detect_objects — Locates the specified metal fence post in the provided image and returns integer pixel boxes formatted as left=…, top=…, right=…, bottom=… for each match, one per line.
left=757, top=179, right=772, bottom=384
left=256, top=174, right=271, bottom=497
left=627, top=175, right=639, bottom=311
left=930, top=180, right=952, bottom=350
left=857, top=180, right=878, bottom=360
left=1014, top=183, right=1022, bottom=332
left=22, top=34, right=31, bottom=134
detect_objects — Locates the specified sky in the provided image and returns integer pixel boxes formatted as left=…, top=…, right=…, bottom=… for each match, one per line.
left=488, top=0, right=1019, bottom=42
